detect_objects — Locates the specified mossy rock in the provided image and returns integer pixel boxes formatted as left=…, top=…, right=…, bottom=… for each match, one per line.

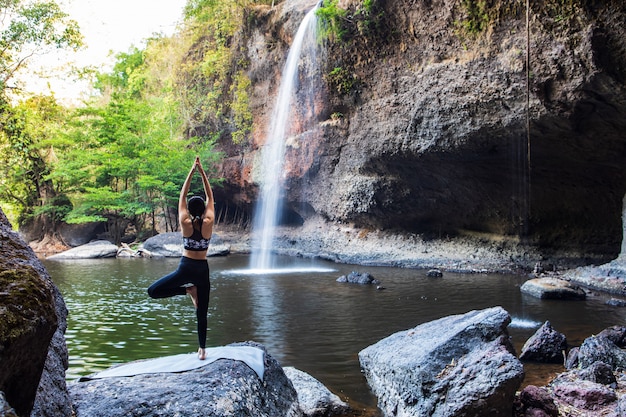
left=0, top=265, right=58, bottom=416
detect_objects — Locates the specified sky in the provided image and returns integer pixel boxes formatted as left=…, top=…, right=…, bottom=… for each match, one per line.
left=21, top=0, right=188, bottom=103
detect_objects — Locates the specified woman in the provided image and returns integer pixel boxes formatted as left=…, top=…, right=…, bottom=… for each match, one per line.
left=147, top=157, right=215, bottom=360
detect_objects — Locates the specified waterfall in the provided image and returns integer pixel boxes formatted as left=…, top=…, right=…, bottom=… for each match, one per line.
left=250, top=5, right=319, bottom=270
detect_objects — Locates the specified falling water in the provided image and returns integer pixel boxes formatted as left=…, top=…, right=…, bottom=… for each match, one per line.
left=250, top=5, right=319, bottom=270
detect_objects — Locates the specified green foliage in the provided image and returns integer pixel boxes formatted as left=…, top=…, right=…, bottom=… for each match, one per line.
left=316, top=0, right=348, bottom=42
left=230, top=70, right=253, bottom=144
left=0, top=94, right=65, bottom=224
left=326, top=67, right=356, bottom=95
left=316, top=0, right=386, bottom=97
left=176, top=0, right=255, bottom=145
left=459, top=0, right=490, bottom=35
left=0, top=0, right=83, bottom=88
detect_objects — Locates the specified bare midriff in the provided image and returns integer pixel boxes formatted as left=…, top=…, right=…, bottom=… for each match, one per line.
left=183, top=249, right=208, bottom=261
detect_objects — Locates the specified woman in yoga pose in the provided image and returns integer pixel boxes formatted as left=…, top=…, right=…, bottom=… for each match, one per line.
left=148, top=156, right=215, bottom=360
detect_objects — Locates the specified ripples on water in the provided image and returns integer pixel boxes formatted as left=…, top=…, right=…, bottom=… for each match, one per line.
left=45, top=255, right=625, bottom=411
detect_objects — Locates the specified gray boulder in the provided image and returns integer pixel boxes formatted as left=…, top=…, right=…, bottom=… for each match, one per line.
left=46, top=240, right=118, bottom=260
left=519, top=321, right=567, bottom=363
left=520, top=277, right=586, bottom=300
left=283, top=367, right=350, bottom=417
left=0, top=392, right=17, bottom=417
left=141, top=232, right=230, bottom=257
left=575, top=335, right=626, bottom=370
left=69, top=342, right=302, bottom=417
left=0, top=208, right=71, bottom=417
left=359, top=306, right=524, bottom=417
left=597, top=325, right=626, bottom=348
left=336, top=271, right=380, bottom=285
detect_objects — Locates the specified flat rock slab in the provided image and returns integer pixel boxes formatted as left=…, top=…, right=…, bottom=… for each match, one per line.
left=521, top=277, right=586, bottom=300
left=563, top=259, right=626, bottom=296
left=79, top=346, right=265, bottom=381
left=69, top=343, right=300, bottom=417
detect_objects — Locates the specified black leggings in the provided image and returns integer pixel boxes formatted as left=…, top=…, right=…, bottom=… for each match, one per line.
left=147, top=256, right=210, bottom=349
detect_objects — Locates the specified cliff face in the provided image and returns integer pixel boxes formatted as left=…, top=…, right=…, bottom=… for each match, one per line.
left=215, top=0, right=626, bottom=261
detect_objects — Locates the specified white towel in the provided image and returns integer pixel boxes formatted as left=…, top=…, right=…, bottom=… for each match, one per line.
left=80, top=346, right=265, bottom=381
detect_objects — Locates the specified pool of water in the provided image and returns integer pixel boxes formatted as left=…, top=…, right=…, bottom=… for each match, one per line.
left=44, top=254, right=625, bottom=413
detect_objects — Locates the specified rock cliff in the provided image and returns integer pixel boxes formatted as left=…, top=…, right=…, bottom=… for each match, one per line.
left=212, top=0, right=626, bottom=265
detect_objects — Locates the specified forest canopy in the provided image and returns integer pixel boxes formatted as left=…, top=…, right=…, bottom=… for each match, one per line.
left=0, top=0, right=257, bottom=243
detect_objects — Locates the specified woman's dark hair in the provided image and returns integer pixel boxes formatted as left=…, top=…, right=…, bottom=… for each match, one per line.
left=187, top=196, right=206, bottom=228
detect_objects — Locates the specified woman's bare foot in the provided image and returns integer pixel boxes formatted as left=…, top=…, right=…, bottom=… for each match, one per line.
left=198, top=347, right=206, bottom=360
left=186, top=285, right=198, bottom=309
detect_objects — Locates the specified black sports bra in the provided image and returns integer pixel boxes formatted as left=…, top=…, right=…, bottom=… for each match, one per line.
left=183, top=227, right=210, bottom=251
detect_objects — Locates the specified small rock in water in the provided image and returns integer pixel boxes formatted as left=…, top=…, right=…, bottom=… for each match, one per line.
left=606, top=298, right=626, bottom=307
left=336, top=271, right=380, bottom=285
left=427, top=269, right=443, bottom=277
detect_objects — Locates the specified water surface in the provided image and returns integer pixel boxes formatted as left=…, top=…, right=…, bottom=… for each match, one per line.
left=45, top=255, right=624, bottom=411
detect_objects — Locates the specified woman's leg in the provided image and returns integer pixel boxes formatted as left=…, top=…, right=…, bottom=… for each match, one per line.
left=195, top=280, right=210, bottom=350
left=147, top=263, right=187, bottom=299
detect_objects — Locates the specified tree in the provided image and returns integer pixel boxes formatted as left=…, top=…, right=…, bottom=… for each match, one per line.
left=0, top=0, right=82, bottom=91
left=47, top=46, right=222, bottom=243
left=0, top=0, right=82, bottom=230
left=0, top=94, right=70, bottom=236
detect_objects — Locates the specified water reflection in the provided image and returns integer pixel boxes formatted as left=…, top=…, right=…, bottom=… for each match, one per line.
left=45, top=255, right=625, bottom=411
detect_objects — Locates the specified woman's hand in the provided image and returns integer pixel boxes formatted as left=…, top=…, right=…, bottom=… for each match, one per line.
left=195, top=156, right=206, bottom=174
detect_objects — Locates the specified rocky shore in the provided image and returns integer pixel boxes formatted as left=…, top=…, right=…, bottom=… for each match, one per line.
left=40, top=214, right=626, bottom=297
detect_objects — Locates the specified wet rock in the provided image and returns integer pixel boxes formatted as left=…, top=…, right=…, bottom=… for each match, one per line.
left=576, top=335, right=626, bottom=370
left=520, top=277, right=586, bottom=300
left=283, top=367, right=350, bottom=417
left=519, top=321, right=567, bottom=363
left=0, top=392, right=17, bottom=417
left=359, top=306, right=524, bottom=417
left=336, top=271, right=380, bottom=285
left=141, top=232, right=230, bottom=257
left=427, top=269, right=443, bottom=277
left=69, top=343, right=301, bottom=417
left=0, top=208, right=70, bottom=417
left=577, top=362, right=617, bottom=386
left=46, top=240, right=118, bottom=259
left=564, top=259, right=626, bottom=296
left=606, top=298, right=626, bottom=307
left=550, top=378, right=617, bottom=412
left=513, top=385, right=558, bottom=417
left=597, top=325, right=626, bottom=348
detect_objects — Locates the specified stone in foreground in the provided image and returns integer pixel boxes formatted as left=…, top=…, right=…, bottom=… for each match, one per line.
left=69, top=342, right=300, bottom=417
left=359, top=306, right=524, bottom=417
left=519, top=321, right=567, bottom=363
left=283, top=367, right=351, bottom=417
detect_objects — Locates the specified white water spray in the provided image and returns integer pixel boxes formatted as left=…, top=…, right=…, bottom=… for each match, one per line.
left=250, top=5, right=319, bottom=270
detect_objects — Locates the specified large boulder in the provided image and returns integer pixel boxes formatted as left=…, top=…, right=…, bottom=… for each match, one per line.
left=141, top=232, right=230, bottom=257
left=46, top=240, right=118, bottom=260
left=0, top=208, right=71, bottom=417
left=359, top=306, right=524, bottom=417
left=573, top=335, right=626, bottom=370
left=69, top=343, right=302, bottom=417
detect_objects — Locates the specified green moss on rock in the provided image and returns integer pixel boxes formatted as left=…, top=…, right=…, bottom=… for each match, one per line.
left=0, top=266, right=57, bottom=342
